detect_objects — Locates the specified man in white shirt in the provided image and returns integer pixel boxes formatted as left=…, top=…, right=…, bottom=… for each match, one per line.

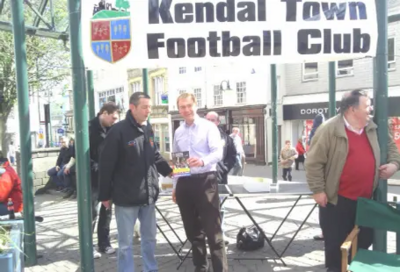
left=8, top=141, right=16, bottom=166
left=230, top=127, right=245, bottom=176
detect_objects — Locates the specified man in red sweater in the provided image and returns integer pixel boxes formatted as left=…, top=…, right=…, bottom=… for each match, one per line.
left=305, top=90, right=400, bottom=272
left=0, top=152, right=23, bottom=216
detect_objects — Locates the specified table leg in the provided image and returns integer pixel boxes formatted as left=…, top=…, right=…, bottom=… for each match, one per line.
left=176, top=247, right=193, bottom=270
left=157, top=223, right=183, bottom=260
left=271, top=195, right=302, bottom=241
left=156, top=204, right=184, bottom=245
left=234, top=196, right=286, bottom=266
left=279, top=203, right=318, bottom=257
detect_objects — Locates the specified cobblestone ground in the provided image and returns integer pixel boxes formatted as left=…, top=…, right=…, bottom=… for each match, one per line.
left=25, top=192, right=397, bottom=272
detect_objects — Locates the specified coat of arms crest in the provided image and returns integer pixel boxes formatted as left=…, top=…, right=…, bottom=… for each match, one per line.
left=90, top=1, right=131, bottom=63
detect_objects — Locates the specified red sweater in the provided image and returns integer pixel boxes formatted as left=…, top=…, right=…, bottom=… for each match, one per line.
left=296, top=142, right=305, bottom=155
left=338, top=128, right=375, bottom=200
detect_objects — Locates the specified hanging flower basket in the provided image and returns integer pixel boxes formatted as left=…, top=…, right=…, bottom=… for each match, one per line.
left=161, top=94, right=168, bottom=104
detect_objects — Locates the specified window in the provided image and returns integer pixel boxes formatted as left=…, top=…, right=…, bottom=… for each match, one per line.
left=152, top=76, right=164, bottom=105
left=194, top=67, right=202, bottom=72
left=153, top=125, right=160, bottom=150
left=236, top=82, right=246, bottom=104
left=131, top=82, right=141, bottom=93
left=163, top=125, right=170, bottom=152
left=194, top=88, right=202, bottom=108
left=214, top=85, right=223, bottom=106
left=302, top=62, right=318, bottom=81
left=98, top=87, right=123, bottom=108
left=336, top=60, right=354, bottom=77
left=388, top=37, right=396, bottom=71
left=179, top=67, right=186, bottom=74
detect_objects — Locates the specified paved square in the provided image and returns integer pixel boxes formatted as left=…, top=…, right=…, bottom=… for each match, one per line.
left=25, top=191, right=397, bottom=272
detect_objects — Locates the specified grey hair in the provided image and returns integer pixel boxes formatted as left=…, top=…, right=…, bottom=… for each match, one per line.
left=340, top=89, right=369, bottom=114
left=206, top=111, right=219, bottom=120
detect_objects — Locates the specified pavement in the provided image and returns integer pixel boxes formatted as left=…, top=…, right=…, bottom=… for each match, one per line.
left=23, top=166, right=399, bottom=272
left=242, top=164, right=400, bottom=187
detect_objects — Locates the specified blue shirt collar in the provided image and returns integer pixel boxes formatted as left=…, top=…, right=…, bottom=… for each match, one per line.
left=184, top=114, right=200, bottom=127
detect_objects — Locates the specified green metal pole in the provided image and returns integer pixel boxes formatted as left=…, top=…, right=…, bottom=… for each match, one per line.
left=10, top=0, right=37, bottom=266
left=142, top=68, right=149, bottom=95
left=87, top=70, right=95, bottom=119
left=48, top=101, right=53, bottom=146
left=67, top=0, right=94, bottom=270
left=328, top=62, right=336, bottom=118
left=271, top=64, right=278, bottom=184
left=373, top=0, right=388, bottom=253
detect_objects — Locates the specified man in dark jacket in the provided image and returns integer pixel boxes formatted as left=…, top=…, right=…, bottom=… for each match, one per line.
left=47, top=137, right=70, bottom=190
left=98, top=92, right=172, bottom=272
left=89, top=102, right=119, bottom=258
left=205, top=111, right=236, bottom=245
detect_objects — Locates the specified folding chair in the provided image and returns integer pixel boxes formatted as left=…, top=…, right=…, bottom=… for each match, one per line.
left=341, top=197, right=400, bottom=272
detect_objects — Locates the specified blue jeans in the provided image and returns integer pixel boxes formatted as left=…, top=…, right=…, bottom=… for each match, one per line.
left=230, top=154, right=243, bottom=176
left=115, top=204, right=157, bottom=272
left=47, top=166, right=64, bottom=188
left=57, top=165, right=72, bottom=188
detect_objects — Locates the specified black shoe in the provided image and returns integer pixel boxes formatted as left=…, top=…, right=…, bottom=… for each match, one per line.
left=63, top=189, right=75, bottom=199
left=314, top=234, right=324, bottom=241
left=70, top=191, right=77, bottom=199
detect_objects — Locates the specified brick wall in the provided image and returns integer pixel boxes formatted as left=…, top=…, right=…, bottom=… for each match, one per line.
left=16, top=148, right=59, bottom=192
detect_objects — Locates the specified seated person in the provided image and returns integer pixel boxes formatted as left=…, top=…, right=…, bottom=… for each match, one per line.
left=47, top=137, right=71, bottom=191
left=62, top=138, right=77, bottom=198
left=0, top=152, right=23, bottom=216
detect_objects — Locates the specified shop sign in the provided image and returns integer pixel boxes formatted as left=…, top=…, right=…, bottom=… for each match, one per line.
left=390, top=117, right=400, bottom=152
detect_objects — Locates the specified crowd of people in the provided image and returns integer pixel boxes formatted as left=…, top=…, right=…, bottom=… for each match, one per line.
left=43, top=92, right=245, bottom=271
left=6, top=88, right=398, bottom=272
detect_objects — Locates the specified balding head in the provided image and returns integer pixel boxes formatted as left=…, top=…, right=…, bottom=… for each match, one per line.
left=340, top=89, right=372, bottom=129
left=205, top=111, right=220, bottom=126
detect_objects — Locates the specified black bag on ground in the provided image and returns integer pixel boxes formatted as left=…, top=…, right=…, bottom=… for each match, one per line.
left=236, top=226, right=265, bottom=251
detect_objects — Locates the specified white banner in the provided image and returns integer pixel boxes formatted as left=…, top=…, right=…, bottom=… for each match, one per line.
left=82, top=0, right=378, bottom=69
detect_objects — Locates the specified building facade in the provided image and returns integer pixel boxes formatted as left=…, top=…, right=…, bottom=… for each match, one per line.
left=127, top=68, right=171, bottom=160
left=94, top=67, right=130, bottom=119
left=277, top=4, right=400, bottom=157
left=168, top=65, right=271, bottom=165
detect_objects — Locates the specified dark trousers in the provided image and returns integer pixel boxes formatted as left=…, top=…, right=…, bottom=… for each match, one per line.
left=320, top=195, right=373, bottom=271
left=47, top=165, right=65, bottom=188
left=176, top=172, right=228, bottom=272
left=295, top=154, right=305, bottom=170
left=92, top=187, right=112, bottom=250
left=282, top=168, right=292, bottom=181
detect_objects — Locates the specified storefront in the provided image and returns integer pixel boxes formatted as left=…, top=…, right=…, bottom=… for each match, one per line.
left=150, top=106, right=171, bottom=160
left=282, top=94, right=400, bottom=152
left=170, top=105, right=266, bottom=165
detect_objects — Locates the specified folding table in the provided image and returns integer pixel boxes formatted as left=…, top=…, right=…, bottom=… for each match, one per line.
left=155, top=179, right=318, bottom=270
